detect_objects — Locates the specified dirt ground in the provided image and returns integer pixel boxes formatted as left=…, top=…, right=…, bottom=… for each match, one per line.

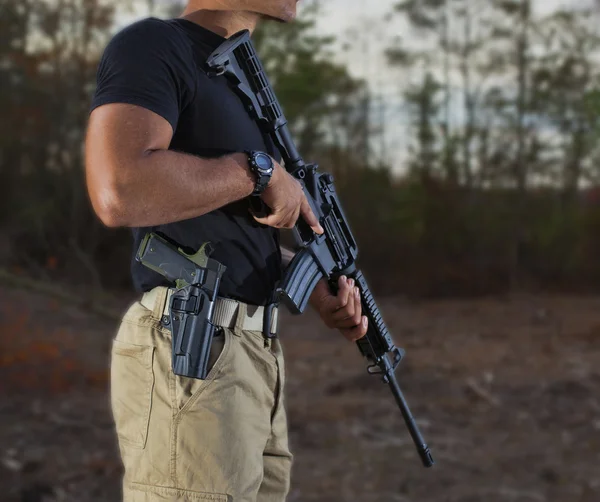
left=1, top=284, right=599, bottom=502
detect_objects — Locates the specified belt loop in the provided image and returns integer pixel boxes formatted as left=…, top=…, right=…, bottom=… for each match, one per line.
left=233, top=301, right=247, bottom=336
left=153, top=287, right=169, bottom=322
left=263, top=303, right=278, bottom=339
left=270, top=307, right=279, bottom=336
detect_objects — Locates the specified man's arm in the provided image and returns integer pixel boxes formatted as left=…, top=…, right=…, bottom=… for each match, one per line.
left=85, top=103, right=255, bottom=228
left=86, top=103, right=324, bottom=233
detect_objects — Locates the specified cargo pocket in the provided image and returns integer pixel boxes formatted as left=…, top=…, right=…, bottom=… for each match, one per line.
left=175, top=328, right=232, bottom=413
left=128, top=482, right=229, bottom=501
left=110, top=339, right=155, bottom=449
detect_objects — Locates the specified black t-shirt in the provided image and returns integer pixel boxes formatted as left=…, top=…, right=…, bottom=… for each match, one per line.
left=91, top=18, right=282, bottom=305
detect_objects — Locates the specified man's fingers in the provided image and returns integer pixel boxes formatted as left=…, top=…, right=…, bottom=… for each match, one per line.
left=340, top=316, right=368, bottom=342
left=300, top=196, right=324, bottom=235
left=335, top=316, right=362, bottom=329
left=311, top=276, right=368, bottom=340
left=253, top=213, right=282, bottom=227
left=331, top=286, right=358, bottom=321
left=332, top=290, right=362, bottom=328
left=331, top=307, right=355, bottom=322
left=352, top=287, right=363, bottom=325
left=289, top=205, right=302, bottom=229
left=254, top=208, right=294, bottom=229
left=333, top=276, right=353, bottom=310
left=319, top=276, right=350, bottom=313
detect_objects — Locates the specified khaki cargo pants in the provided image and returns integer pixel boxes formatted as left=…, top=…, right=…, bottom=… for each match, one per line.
left=110, top=286, right=292, bottom=501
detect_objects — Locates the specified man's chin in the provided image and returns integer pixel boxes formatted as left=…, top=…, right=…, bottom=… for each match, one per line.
left=261, top=10, right=296, bottom=23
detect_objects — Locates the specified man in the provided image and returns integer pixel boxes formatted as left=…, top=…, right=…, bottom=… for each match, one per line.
left=85, top=1, right=368, bottom=500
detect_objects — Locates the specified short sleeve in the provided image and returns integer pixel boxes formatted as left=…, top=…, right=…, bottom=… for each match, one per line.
left=90, top=18, right=196, bottom=132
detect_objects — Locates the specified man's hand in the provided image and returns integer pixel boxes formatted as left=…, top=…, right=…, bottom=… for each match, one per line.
left=309, top=276, right=368, bottom=342
left=253, top=161, right=324, bottom=235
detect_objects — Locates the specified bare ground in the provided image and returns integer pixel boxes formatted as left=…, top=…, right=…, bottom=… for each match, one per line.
left=1, top=285, right=599, bottom=502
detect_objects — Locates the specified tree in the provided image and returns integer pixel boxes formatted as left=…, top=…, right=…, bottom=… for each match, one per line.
left=532, top=9, right=600, bottom=203
left=387, top=0, right=497, bottom=186
left=0, top=0, right=124, bottom=286
left=404, top=72, right=442, bottom=179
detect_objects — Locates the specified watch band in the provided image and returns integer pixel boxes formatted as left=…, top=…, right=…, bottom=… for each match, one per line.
left=245, top=151, right=274, bottom=196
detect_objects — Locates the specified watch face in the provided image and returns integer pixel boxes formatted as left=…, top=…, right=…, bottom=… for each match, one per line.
left=254, top=153, right=274, bottom=173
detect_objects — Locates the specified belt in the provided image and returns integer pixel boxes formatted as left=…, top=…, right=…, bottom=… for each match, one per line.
left=140, top=287, right=279, bottom=337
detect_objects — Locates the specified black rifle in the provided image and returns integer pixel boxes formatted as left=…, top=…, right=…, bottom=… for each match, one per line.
left=206, top=31, right=434, bottom=468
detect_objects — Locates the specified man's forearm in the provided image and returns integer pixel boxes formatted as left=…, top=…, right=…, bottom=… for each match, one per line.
left=99, top=151, right=255, bottom=228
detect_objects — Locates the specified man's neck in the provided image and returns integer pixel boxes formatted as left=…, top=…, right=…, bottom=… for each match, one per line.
left=179, top=6, right=261, bottom=38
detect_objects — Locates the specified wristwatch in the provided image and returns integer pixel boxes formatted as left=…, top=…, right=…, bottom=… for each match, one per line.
left=245, top=150, right=274, bottom=196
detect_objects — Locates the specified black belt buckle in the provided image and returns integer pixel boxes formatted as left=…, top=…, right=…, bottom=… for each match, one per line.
left=263, top=303, right=278, bottom=339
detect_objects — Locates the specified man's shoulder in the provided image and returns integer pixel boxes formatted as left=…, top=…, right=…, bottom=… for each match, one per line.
left=109, top=17, right=188, bottom=51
